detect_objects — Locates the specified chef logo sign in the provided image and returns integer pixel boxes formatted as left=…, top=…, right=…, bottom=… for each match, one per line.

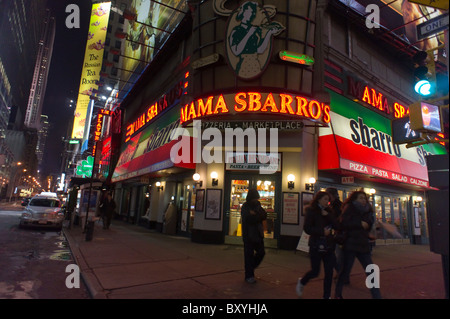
left=214, top=0, right=285, bottom=80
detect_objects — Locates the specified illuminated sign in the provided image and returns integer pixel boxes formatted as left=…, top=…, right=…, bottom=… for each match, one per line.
left=119, top=1, right=187, bottom=101
left=325, top=61, right=410, bottom=119
left=76, top=156, right=94, bottom=178
left=408, top=0, right=448, bottom=10
left=71, top=2, right=111, bottom=139
left=318, top=91, right=446, bottom=187
left=180, top=92, right=331, bottom=125
left=225, top=152, right=281, bottom=172
left=125, top=79, right=185, bottom=142
left=348, top=76, right=409, bottom=118
left=99, top=109, right=111, bottom=116
left=391, top=117, right=421, bottom=144
left=409, top=101, right=442, bottom=133
left=92, top=112, right=105, bottom=157
left=279, top=51, right=314, bottom=65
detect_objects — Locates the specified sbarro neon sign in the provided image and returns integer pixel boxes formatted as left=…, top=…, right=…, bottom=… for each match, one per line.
left=180, top=92, right=331, bottom=125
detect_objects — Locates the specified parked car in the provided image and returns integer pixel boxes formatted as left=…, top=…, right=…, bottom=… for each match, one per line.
left=20, top=197, right=32, bottom=206
left=19, top=195, right=64, bottom=230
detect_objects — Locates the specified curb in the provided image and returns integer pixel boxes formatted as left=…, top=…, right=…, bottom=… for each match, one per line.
left=63, top=227, right=108, bottom=299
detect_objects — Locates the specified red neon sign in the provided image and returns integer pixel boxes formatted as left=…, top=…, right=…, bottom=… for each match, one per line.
left=180, top=92, right=331, bottom=125
left=125, top=79, right=186, bottom=142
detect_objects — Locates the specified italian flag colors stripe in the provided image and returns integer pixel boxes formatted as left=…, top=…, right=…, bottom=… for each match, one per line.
left=319, top=91, right=446, bottom=187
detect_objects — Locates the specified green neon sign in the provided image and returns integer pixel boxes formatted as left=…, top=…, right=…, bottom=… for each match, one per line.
left=279, top=51, right=315, bottom=66
left=76, top=156, right=94, bottom=178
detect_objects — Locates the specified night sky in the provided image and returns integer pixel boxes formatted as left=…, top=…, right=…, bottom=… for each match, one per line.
left=41, top=0, right=92, bottom=177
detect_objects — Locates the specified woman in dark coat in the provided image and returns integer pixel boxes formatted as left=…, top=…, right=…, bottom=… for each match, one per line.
left=241, top=188, right=267, bottom=283
left=334, top=191, right=382, bottom=299
left=296, top=191, right=338, bottom=299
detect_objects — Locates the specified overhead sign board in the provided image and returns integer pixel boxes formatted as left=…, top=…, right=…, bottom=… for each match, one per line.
left=416, top=12, right=449, bottom=40
left=408, top=0, right=449, bottom=11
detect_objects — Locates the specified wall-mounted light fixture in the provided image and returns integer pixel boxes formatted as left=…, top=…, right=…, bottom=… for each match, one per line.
left=193, top=173, right=203, bottom=188
left=211, top=171, right=218, bottom=186
left=369, top=188, right=376, bottom=201
left=305, top=177, right=316, bottom=192
left=287, top=174, right=295, bottom=189
left=156, top=181, right=163, bottom=191
left=414, top=196, right=423, bottom=206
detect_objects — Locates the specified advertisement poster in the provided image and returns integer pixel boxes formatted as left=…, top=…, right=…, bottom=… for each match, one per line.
left=282, top=192, right=299, bottom=225
left=72, top=2, right=111, bottom=139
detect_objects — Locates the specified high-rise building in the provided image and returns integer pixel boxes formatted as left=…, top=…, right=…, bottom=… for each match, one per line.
left=0, top=0, right=50, bottom=199
left=36, top=114, right=49, bottom=168
left=24, top=9, right=55, bottom=130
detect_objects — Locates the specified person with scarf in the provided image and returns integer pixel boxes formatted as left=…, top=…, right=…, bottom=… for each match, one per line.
left=334, top=191, right=382, bottom=299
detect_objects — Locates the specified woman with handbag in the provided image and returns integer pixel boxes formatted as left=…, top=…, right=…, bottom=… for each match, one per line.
left=296, top=191, right=338, bottom=299
left=241, top=188, right=267, bottom=283
left=334, top=191, right=382, bottom=299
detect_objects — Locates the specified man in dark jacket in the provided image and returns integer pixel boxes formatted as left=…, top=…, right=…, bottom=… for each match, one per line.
left=100, top=192, right=116, bottom=230
left=241, top=188, right=267, bottom=283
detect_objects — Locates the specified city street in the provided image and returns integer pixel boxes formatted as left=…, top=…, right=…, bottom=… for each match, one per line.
left=0, top=204, right=90, bottom=299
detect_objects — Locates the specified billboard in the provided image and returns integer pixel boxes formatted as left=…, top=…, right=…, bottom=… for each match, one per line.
left=118, top=0, right=188, bottom=100
left=337, top=0, right=445, bottom=51
left=71, top=2, right=111, bottom=139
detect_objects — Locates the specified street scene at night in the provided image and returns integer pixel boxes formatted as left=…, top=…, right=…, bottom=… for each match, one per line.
left=0, top=0, right=448, bottom=310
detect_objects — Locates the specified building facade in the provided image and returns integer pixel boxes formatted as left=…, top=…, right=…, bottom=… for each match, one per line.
left=81, top=0, right=447, bottom=249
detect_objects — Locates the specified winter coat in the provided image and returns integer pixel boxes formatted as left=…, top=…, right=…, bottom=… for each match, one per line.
left=303, top=203, right=338, bottom=251
left=340, top=202, right=374, bottom=253
left=241, top=199, right=267, bottom=244
left=100, top=198, right=116, bottom=218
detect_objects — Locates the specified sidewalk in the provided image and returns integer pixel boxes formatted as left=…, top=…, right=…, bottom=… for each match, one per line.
left=63, top=219, right=447, bottom=300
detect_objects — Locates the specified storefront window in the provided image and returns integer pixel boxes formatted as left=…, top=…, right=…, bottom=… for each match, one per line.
left=400, top=197, right=410, bottom=239
left=256, top=180, right=275, bottom=239
left=384, top=197, right=391, bottom=223
left=393, top=197, right=400, bottom=231
left=229, top=179, right=249, bottom=236
left=373, top=195, right=382, bottom=223
left=227, top=178, right=277, bottom=239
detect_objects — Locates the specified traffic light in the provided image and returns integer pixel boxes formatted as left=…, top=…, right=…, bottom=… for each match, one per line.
left=413, top=50, right=436, bottom=97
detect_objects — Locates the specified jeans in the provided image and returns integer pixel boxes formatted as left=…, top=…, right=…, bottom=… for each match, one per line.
left=243, top=240, right=265, bottom=279
left=301, top=248, right=336, bottom=299
left=335, top=249, right=382, bottom=299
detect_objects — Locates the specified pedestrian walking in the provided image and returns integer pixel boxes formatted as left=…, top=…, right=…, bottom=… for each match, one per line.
left=241, top=188, right=267, bottom=284
left=100, top=192, right=116, bottom=230
left=296, top=191, right=338, bottom=299
left=325, top=187, right=348, bottom=284
left=334, top=190, right=382, bottom=299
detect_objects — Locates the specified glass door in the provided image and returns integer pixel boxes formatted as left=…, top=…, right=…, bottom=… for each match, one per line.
left=225, top=174, right=280, bottom=244
left=180, top=184, right=194, bottom=235
left=229, top=179, right=250, bottom=236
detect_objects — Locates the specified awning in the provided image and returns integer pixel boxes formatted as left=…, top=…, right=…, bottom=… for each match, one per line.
left=112, top=107, right=195, bottom=183
left=318, top=92, right=447, bottom=188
